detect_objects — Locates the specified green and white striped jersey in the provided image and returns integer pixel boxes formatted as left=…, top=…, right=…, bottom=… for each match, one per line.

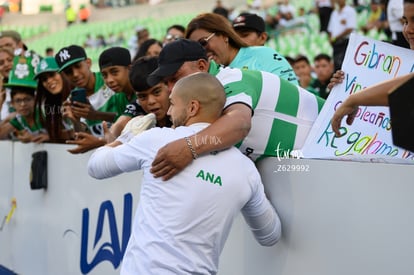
left=9, top=110, right=46, bottom=136
left=79, top=73, right=129, bottom=137
left=209, top=61, right=325, bottom=161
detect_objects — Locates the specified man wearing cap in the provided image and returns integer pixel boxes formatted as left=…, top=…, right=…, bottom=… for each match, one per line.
left=88, top=72, right=281, bottom=274
left=56, top=45, right=129, bottom=137
left=62, top=46, right=138, bottom=152
left=148, top=39, right=325, bottom=180
left=65, top=56, right=172, bottom=154
left=232, top=12, right=268, bottom=46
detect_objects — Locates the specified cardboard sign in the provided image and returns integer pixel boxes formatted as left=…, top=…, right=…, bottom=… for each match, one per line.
left=302, top=33, right=414, bottom=163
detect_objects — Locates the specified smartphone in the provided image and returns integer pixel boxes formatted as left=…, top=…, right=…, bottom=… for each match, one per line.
left=70, top=88, right=88, bottom=104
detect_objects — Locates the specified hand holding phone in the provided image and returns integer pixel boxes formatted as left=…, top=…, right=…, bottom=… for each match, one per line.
left=70, top=88, right=88, bottom=104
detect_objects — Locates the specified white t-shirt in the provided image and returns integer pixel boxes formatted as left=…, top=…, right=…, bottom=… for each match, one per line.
left=387, top=0, right=404, bottom=33
left=316, top=0, right=333, bottom=8
left=88, top=123, right=281, bottom=275
left=327, top=5, right=357, bottom=39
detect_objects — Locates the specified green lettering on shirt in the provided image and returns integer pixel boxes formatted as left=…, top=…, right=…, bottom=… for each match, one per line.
left=196, top=169, right=222, bottom=186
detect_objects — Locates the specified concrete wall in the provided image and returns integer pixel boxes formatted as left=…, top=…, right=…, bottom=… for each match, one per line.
left=0, top=141, right=413, bottom=274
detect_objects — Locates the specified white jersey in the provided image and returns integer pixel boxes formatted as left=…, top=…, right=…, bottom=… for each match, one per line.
left=88, top=123, right=281, bottom=275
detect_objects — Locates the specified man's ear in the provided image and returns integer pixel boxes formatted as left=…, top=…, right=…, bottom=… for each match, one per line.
left=259, top=33, right=268, bottom=45
left=85, top=58, right=92, bottom=68
left=188, top=99, right=200, bottom=117
left=198, top=59, right=209, bottom=72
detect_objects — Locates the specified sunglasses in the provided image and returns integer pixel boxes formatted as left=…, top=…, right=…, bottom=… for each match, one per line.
left=165, top=34, right=182, bottom=41
left=198, top=33, right=215, bottom=47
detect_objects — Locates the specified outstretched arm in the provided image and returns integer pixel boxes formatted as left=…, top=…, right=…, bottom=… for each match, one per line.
left=150, top=103, right=252, bottom=180
left=331, top=73, right=414, bottom=136
left=88, top=146, right=123, bottom=179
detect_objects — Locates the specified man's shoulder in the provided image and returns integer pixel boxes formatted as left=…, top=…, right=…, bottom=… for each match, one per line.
left=140, top=125, right=189, bottom=141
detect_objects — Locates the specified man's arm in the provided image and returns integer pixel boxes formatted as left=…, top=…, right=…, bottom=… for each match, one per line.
left=150, top=103, right=251, bottom=180
left=88, top=130, right=151, bottom=179
left=66, top=114, right=134, bottom=154
left=88, top=146, right=123, bottom=179
left=0, top=121, right=15, bottom=139
left=331, top=72, right=414, bottom=136
left=242, top=173, right=281, bottom=246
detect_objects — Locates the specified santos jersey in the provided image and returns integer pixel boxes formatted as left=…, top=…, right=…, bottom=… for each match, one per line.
left=208, top=61, right=325, bottom=161
left=229, top=46, right=298, bottom=85
left=81, top=73, right=129, bottom=137
left=9, top=110, right=47, bottom=136
left=79, top=72, right=115, bottom=136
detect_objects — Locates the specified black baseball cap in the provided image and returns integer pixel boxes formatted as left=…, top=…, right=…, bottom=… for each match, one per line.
left=232, top=13, right=265, bottom=33
left=99, top=47, right=131, bottom=70
left=55, top=45, right=87, bottom=72
left=147, top=39, right=207, bottom=86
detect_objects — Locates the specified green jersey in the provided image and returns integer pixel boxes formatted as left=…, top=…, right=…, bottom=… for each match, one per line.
left=9, top=110, right=46, bottom=137
left=98, top=92, right=136, bottom=120
left=208, top=61, right=325, bottom=161
left=81, top=72, right=131, bottom=137
left=229, top=46, right=299, bottom=85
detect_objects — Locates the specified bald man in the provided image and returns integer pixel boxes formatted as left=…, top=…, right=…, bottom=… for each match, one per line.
left=88, top=72, right=281, bottom=275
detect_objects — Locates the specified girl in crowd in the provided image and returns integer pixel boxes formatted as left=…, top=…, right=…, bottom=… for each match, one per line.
left=34, top=57, right=75, bottom=143
left=185, top=12, right=298, bottom=84
left=132, top=39, right=163, bottom=62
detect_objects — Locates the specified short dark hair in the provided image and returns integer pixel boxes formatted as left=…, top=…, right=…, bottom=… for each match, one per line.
left=313, top=53, right=332, bottom=63
left=294, top=54, right=310, bottom=65
left=284, top=55, right=294, bottom=65
left=167, top=24, right=186, bottom=34
left=11, top=87, right=35, bottom=100
left=129, top=56, right=159, bottom=92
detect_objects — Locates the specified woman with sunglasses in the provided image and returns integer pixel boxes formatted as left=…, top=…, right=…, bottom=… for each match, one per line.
left=185, top=12, right=298, bottom=85
left=33, top=57, right=76, bottom=143
left=163, top=24, right=185, bottom=46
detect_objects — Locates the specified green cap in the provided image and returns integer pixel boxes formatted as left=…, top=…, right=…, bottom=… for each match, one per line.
left=5, top=55, right=38, bottom=89
left=34, top=57, right=59, bottom=80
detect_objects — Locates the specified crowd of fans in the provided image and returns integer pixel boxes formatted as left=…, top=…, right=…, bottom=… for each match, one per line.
left=0, top=0, right=407, bottom=154
left=1, top=0, right=413, bottom=272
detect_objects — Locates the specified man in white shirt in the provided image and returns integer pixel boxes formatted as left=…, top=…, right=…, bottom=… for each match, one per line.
left=388, top=0, right=410, bottom=48
left=88, top=72, right=282, bottom=275
left=328, top=0, right=357, bottom=71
